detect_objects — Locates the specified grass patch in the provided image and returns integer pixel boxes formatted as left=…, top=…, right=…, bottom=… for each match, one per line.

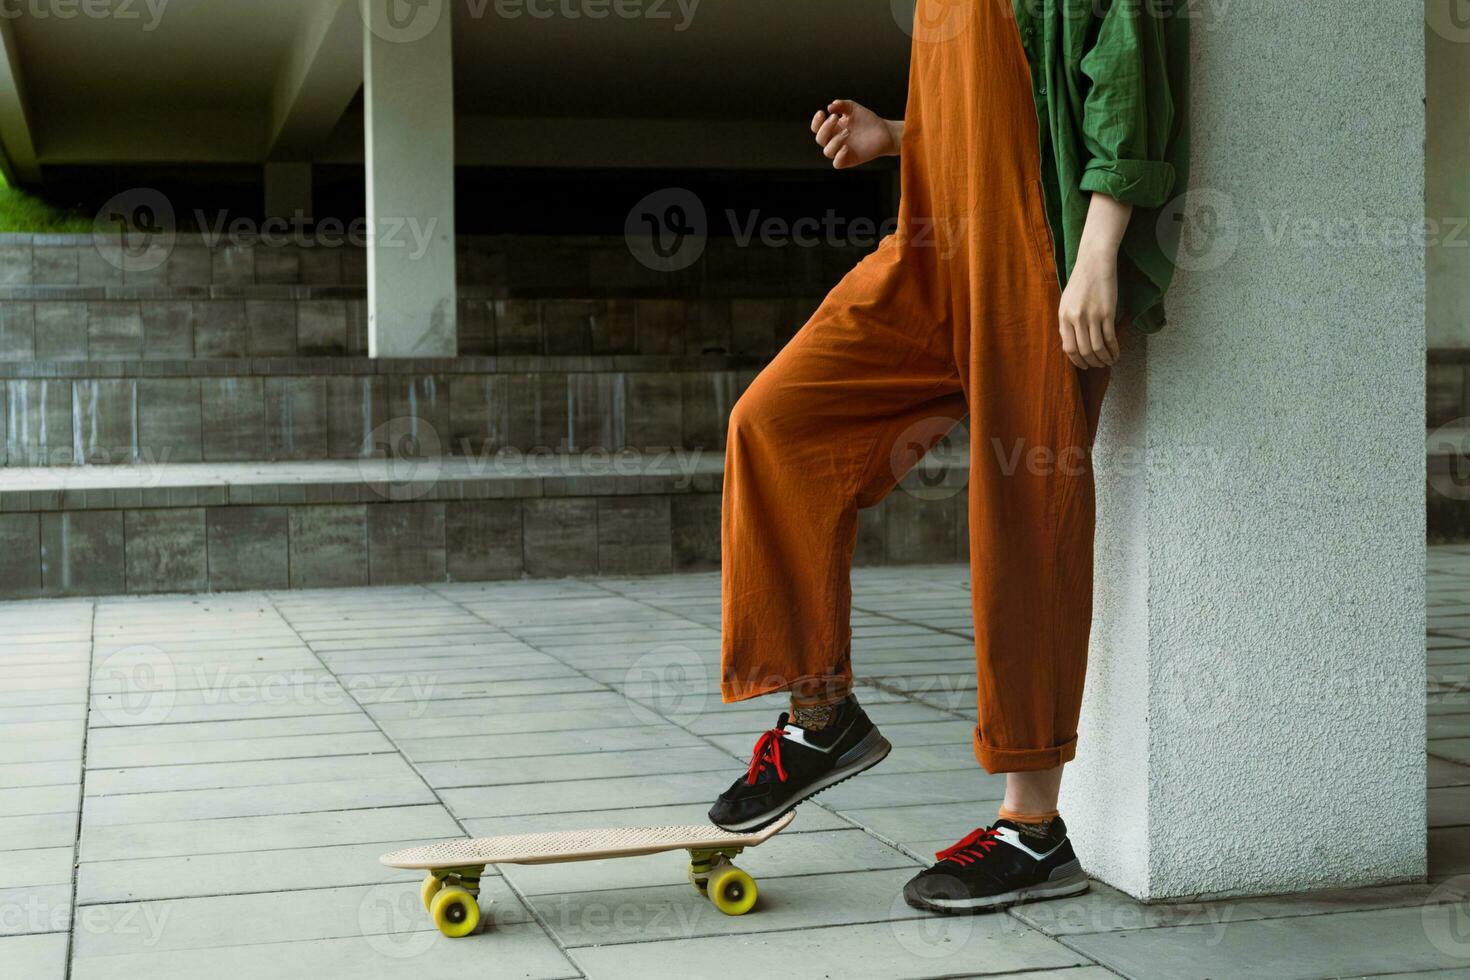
left=0, top=172, right=91, bottom=233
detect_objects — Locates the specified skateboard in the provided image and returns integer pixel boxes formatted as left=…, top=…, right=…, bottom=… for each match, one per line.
left=381, top=810, right=796, bottom=937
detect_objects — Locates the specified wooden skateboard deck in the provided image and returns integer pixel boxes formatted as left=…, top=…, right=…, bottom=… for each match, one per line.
left=382, top=810, right=795, bottom=937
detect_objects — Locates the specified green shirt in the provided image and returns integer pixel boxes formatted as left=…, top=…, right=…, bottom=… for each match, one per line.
left=1011, top=0, right=1191, bottom=332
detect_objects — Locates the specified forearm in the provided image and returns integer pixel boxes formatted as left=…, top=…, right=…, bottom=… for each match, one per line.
left=882, top=119, right=905, bottom=156
left=1058, top=192, right=1135, bottom=370
left=1076, top=192, right=1133, bottom=262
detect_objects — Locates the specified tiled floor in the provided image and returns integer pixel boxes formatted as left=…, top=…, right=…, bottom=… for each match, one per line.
left=2, top=552, right=1467, bottom=979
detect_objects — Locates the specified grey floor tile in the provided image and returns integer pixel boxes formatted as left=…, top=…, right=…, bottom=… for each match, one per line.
left=0, top=933, right=69, bottom=980
left=0, top=784, right=80, bottom=817
left=0, top=813, right=79, bottom=850
left=78, top=804, right=460, bottom=862
left=0, top=882, right=71, bottom=935
left=376, top=705, right=651, bottom=740
left=530, top=867, right=926, bottom=946
left=72, top=879, right=528, bottom=958
left=81, top=775, right=435, bottom=825
left=85, top=753, right=414, bottom=796
left=78, top=838, right=441, bottom=905
left=397, top=723, right=706, bottom=763
left=357, top=675, right=605, bottom=705
left=1066, top=905, right=1470, bottom=980
left=1011, top=879, right=1445, bottom=938
left=418, top=745, right=734, bottom=788
left=84, top=713, right=374, bottom=747
left=85, top=731, right=393, bottom=769
left=0, top=761, right=82, bottom=788
left=567, top=915, right=1088, bottom=979
left=70, top=922, right=576, bottom=980
left=0, top=846, right=74, bottom=890
left=0, top=738, right=81, bottom=764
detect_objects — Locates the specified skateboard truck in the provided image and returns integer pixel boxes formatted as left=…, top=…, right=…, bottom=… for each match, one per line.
left=686, top=846, right=758, bottom=915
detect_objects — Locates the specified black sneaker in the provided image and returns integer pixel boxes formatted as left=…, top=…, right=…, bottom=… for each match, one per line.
left=903, top=818, right=1089, bottom=913
left=708, top=695, right=891, bottom=832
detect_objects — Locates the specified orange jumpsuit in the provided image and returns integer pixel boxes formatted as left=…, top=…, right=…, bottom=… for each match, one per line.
left=719, top=0, right=1110, bottom=773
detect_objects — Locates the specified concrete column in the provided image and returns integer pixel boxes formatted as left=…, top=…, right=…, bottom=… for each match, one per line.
left=362, top=0, right=457, bottom=358
left=1063, top=0, right=1425, bottom=900
left=264, top=162, right=313, bottom=222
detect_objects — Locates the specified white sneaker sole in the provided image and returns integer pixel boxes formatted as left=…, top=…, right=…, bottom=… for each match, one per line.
left=912, top=872, right=1090, bottom=914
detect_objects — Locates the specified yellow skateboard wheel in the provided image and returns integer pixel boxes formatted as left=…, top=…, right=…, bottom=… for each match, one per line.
left=707, top=866, right=758, bottom=916
left=430, top=885, right=481, bottom=938
left=421, top=873, right=442, bottom=911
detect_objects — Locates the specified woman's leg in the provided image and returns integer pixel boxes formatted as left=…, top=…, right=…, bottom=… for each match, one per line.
left=719, top=242, right=966, bottom=704
left=1002, top=766, right=1064, bottom=816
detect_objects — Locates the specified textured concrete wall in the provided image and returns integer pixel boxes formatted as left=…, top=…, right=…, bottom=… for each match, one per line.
left=1065, top=0, right=1426, bottom=899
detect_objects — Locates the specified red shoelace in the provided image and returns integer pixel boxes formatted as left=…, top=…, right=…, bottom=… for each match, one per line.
left=745, top=727, right=789, bottom=785
left=935, top=827, right=1001, bottom=866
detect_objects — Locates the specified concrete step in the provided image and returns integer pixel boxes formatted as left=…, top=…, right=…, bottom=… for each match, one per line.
left=0, top=454, right=970, bottom=597
left=0, top=294, right=822, bottom=361
left=1, top=356, right=759, bottom=467
left=1, top=234, right=869, bottom=294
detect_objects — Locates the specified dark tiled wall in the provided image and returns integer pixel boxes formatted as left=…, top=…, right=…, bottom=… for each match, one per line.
left=0, top=296, right=823, bottom=362
left=0, top=485, right=970, bottom=598
left=0, top=363, right=757, bottom=466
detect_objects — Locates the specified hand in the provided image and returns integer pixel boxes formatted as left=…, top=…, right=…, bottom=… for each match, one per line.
left=811, top=100, right=901, bottom=170
left=1058, top=244, right=1121, bottom=370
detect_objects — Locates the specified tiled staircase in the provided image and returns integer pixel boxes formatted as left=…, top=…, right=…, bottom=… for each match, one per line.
left=0, top=234, right=970, bottom=597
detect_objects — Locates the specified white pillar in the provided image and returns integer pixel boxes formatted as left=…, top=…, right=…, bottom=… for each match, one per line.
left=264, top=162, right=314, bottom=222
left=1064, top=0, right=1425, bottom=900
left=362, top=0, right=457, bottom=358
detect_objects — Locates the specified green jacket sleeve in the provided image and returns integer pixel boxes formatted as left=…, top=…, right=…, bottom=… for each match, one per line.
left=1077, top=0, right=1180, bottom=208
